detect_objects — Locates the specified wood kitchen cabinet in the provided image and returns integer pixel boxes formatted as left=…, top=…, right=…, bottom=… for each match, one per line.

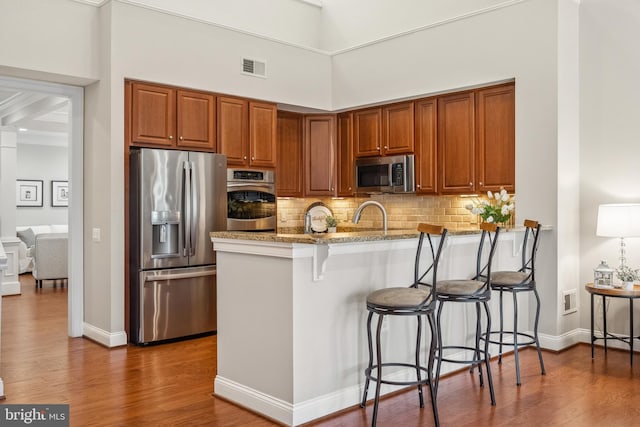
left=128, top=81, right=216, bottom=151
left=218, top=98, right=277, bottom=168
left=276, top=111, right=304, bottom=197
left=437, top=83, right=515, bottom=194
left=383, top=101, right=415, bottom=155
left=476, top=83, right=515, bottom=193
left=337, top=112, right=354, bottom=197
left=437, top=91, right=476, bottom=194
left=353, top=108, right=382, bottom=157
left=304, top=115, right=336, bottom=197
left=353, top=103, right=414, bottom=158
left=414, top=97, right=437, bottom=194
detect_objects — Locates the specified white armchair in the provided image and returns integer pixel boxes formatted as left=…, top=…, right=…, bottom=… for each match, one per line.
left=32, top=233, right=68, bottom=288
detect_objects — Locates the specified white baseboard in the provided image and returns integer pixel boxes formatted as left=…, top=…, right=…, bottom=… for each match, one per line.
left=82, top=322, right=128, bottom=348
left=2, top=280, right=20, bottom=296
left=538, top=329, right=583, bottom=351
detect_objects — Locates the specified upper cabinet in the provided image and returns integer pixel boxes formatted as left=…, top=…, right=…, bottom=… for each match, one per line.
left=382, top=101, right=415, bottom=155
left=128, top=81, right=216, bottom=151
left=475, top=84, right=515, bottom=193
left=353, top=108, right=382, bottom=157
left=437, top=91, right=475, bottom=194
left=304, top=115, right=337, bottom=197
left=217, top=98, right=277, bottom=168
left=249, top=101, right=278, bottom=168
left=217, top=96, right=248, bottom=164
left=414, top=97, right=437, bottom=194
left=354, top=103, right=415, bottom=158
left=337, top=113, right=354, bottom=197
left=437, top=83, right=515, bottom=194
left=276, top=111, right=304, bottom=198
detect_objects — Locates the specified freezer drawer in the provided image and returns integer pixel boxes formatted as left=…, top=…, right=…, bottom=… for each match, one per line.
left=139, top=265, right=216, bottom=344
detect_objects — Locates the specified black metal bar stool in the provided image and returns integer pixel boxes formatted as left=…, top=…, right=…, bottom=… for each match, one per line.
left=434, top=222, right=501, bottom=406
left=483, top=219, right=545, bottom=385
left=360, top=224, right=447, bottom=427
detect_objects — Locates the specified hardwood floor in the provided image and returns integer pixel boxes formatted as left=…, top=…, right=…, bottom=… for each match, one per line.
left=2, top=275, right=639, bottom=426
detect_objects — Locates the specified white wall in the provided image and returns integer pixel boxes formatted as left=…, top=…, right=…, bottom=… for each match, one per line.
left=579, top=0, right=640, bottom=336
left=122, top=0, right=323, bottom=50
left=15, top=143, right=68, bottom=226
left=320, top=0, right=515, bottom=52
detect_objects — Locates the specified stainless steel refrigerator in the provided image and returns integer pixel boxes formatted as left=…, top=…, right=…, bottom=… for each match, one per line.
left=129, top=147, right=227, bottom=344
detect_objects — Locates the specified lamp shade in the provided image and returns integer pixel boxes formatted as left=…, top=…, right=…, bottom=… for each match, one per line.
left=596, top=203, right=640, bottom=237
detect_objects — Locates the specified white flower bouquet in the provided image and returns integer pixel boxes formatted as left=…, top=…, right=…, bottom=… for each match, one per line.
left=465, top=188, right=515, bottom=224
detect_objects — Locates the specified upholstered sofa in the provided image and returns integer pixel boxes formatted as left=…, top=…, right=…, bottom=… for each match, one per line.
left=16, top=225, right=68, bottom=275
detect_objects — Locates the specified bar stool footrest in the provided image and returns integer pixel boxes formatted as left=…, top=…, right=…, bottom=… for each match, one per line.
left=364, top=362, right=433, bottom=387
left=480, top=331, right=536, bottom=348
left=436, top=344, right=489, bottom=365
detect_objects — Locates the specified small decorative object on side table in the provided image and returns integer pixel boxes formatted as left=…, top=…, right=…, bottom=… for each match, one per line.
left=594, top=260, right=614, bottom=288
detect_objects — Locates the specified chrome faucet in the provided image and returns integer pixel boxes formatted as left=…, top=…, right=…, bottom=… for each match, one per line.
left=352, top=200, right=388, bottom=232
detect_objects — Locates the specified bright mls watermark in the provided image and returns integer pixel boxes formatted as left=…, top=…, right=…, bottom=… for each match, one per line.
left=1, top=405, right=69, bottom=426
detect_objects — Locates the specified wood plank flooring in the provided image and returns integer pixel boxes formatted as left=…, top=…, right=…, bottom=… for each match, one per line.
left=2, top=275, right=639, bottom=426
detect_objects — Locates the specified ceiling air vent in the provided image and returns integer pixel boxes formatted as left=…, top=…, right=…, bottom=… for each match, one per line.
left=242, top=58, right=267, bottom=78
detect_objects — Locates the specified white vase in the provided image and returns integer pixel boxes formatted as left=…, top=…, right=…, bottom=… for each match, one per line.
left=624, top=281, right=635, bottom=290
left=327, top=227, right=336, bottom=233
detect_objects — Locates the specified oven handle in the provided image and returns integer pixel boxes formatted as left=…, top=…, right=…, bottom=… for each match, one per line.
left=227, top=182, right=274, bottom=189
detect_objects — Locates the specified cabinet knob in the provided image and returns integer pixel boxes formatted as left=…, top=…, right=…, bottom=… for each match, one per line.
left=384, top=146, right=388, bottom=149
left=168, top=135, right=173, bottom=140
left=179, top=136, right=184, bottom=141
left=479, top=181, right=483, bottom=185
left=251, top=156, right=255, bottom=161
left=243, top=156, right=247, bottom=160
left=469, top=182, right=473, bottom=186
left=417, top=184, right=421, bottom=189
left=348, top=186, right=352, bottom=190
left=377, top=147, right=381, bottom=151
left=331, top=187, right=334, bottom=191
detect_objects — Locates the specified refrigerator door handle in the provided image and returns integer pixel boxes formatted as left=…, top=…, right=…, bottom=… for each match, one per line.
left=190, top=160, right=198, bottom=257
left=183, top=160, right=191, bottom=257
left=142, top=269, right=215, bottom=282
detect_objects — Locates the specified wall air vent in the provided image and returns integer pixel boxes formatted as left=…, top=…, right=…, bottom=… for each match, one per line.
left=242, top=58, right=267, bottom=78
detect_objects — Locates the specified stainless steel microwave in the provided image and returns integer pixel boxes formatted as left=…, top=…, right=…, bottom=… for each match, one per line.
left=355, top=154, right=415, bottom=194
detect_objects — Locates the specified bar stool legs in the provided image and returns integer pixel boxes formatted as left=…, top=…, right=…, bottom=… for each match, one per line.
left=434, top=299, right=496, bottom=406
left=492, top=287, right=546, bottom=386
left=361, top=311, right=439, bottom=427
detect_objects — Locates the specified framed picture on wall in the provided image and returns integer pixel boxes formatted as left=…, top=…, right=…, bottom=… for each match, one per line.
left=16, top=179, right=43, bottom=207
left=51, top=180, right=69, bottom=207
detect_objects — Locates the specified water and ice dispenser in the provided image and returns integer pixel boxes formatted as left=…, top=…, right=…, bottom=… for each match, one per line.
left=151, top=210, right=180, bottom=258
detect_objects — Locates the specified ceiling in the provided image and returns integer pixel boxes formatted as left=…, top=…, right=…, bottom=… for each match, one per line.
left=0, top=87, right=70, bottom=146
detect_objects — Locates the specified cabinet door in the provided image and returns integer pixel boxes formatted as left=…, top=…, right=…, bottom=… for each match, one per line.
left=249, top=101, right=277, bottom=168
left=130, top=82, right=176, bottom=147
left=438, top=91, right=475, bottom=194
left=304, top=115, right=336, bottom=197
left=176, top=90, right=216, bottom=151
left=383, top=102, right=414, bottom=155
left=276, top=112, right=304, bottom=197
left=414, top=98, right=437, bottom=194
left=337, top=113, right=354, bottom=197
left=353, top=108, right=382, bottom=157
left=476, top=84, right=515, bottom=193
left=217, top=97, right=248, bottom=166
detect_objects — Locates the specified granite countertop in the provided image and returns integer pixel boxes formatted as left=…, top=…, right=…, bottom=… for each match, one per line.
left=210, top=226, right=506, bottom=245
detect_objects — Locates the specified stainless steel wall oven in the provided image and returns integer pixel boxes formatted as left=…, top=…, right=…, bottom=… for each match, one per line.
left=226, top=168, right=276, bottom=231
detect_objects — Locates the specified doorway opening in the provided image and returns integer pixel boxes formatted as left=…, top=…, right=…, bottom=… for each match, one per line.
left=0, top=75, right=83, bottom=336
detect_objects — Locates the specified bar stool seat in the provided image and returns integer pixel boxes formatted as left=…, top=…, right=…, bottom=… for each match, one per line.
left=491, top=271, right=529, bottom=285
left=437, top=280, right=485, bottom=296
left=360, top=224, right=447, bottom=427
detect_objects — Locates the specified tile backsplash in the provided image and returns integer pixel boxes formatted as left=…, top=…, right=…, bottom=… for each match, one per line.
left=276, top=194, right=515, bottom=231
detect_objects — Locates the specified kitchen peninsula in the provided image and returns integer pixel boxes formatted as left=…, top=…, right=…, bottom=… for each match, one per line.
left=210, top=227, right=531, bottom=426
